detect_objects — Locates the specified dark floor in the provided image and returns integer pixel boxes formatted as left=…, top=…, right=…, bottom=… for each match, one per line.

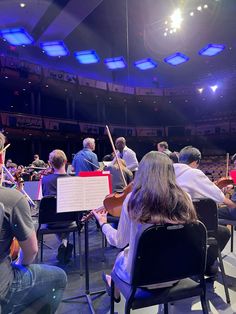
left=34, top=216, right=236, bottom=314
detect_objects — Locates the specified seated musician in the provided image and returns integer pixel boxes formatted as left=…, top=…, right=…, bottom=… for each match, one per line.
left=218, top=152, right=236, bottom=220
left=104, top=158, right=133, bottom=193
left=42, top=149, right=75, bottom=264
left=174, top=146, right=234, bottom=277
left=93, top=151, right=197, bottom=301
left=0, top=133, right=67, bottom=313
left=32, top=154, right=46, bottom=168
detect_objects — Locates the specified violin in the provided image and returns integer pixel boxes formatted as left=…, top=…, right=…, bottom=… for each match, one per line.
left=103, top=182, right=133, bottom=217
left=214, top=177, right=234, bottom=189
left=81, top=183, right=133, bottom=222
left=10, top=238, right=20, bottom=261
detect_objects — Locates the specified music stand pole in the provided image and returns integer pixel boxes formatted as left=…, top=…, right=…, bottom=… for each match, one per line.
left=62, top=220, right=105, bottom=314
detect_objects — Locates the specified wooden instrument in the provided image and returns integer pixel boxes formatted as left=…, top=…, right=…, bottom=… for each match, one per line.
left=2, top=165, right=36, bottom=207
left=81, top=183, right=133, bottom=222
left=214, top=153, right=234, bottom=189
left=81, top=127, right=133, bottom=222
left=10, top=238, right=20, bottom=261
left=105, top=125, right=127, bottom=187
left=103, top=182, right=133, bottom=217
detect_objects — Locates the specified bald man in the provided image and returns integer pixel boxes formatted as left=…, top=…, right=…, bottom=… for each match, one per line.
left=115, top=137, right=138, bottom=172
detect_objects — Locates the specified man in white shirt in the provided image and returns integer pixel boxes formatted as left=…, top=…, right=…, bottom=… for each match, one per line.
left=115, top=137, right=138, bottom=173
left=174, top=146, right=234, bottom=276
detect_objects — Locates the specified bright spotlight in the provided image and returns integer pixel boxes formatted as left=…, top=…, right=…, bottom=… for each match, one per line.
left=170, top=9, right=183, bottom=29
left=197, top=6, right=202, bottom=11
left=203, top=4, right=208, bottom=9
left=198, top=88, right=204, bottom=94
left=210, top=85, right=218, bottom=92
left=190, top=12, right=194, bottom=16
left=164, top=32, right=167, bottom=36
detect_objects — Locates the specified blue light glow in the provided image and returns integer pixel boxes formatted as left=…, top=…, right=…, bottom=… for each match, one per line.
left=104, top=57, right=126, bottom=70
left=75, top=50, right=99, bottom=64
left=40, top=41, right=69, bottom=57
left=164, top=52, right=189, bottom=66
left=199, top=43, right=225, bottom=56
left=134, top=58, right=157, bottom=70
left=0, top=28, right=33, bottom=45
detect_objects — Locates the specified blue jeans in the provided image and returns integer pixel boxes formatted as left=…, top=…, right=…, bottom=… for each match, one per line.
left=1, top=264, right=67, bottom=314
left=218, top=206, right=236, bottom=220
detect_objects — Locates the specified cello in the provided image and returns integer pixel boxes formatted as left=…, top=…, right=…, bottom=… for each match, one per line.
left=214, top=153, right=234, bottom=189
left=81, top=126, right=133, bottom=221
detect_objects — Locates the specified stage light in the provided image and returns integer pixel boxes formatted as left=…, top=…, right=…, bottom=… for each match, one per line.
left=210, top=85, right=218, bottom=92
left=20, top=3, right=26, bottom=8
left=197, top=6, right=202, bottom=11
left=40, top=41, right=69, bottom=57
left=198, top=88, right=204, bottom=93
left=199, top=43, right=225, bottom=56
left=164, top=32, right=167, bottom=36
left=203, top=4, right=208, bottom=9
left=164, top=52, right=189, bottom=66
left=170, top=8, right=183, bottom=29
left=104, top=57, right=126, bottom=70
left=190, top=11, right=194, bottom=16
left=134, top=58, right=157, bottom=70
left=74, top=50, right=99, bottom=64
left=0, top=28, right=33, bottom=45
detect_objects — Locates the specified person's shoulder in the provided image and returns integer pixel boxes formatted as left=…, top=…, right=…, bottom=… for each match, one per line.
left=125, top=146, right=135, bottom=153
left=0, top=186, right=24, bottom=202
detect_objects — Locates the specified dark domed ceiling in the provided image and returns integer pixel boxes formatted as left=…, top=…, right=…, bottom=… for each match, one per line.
left=0, top=0, right=235, bottom=88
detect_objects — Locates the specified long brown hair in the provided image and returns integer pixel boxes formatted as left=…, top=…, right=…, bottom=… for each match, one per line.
left=128, top=151, right=197, bottom=224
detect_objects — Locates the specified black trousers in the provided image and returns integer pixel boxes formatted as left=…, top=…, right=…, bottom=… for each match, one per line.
left=206, top=225, right=230, bottom=267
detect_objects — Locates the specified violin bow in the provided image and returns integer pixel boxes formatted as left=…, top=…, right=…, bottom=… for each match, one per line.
left=2, top=165, right=35, bottom=207
left=226, top=153, right=229, bottom=178
left=105, top=125, right=127, bottom=187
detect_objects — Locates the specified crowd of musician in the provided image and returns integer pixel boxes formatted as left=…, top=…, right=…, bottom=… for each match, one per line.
left=1, top=133, right=236, bottom=313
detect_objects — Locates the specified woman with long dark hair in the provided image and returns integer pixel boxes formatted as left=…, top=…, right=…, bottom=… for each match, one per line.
left=94, top=151, right=197, bottom=300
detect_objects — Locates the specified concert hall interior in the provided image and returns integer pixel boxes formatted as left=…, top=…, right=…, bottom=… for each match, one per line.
left=1, top=0, right=236, bottom=313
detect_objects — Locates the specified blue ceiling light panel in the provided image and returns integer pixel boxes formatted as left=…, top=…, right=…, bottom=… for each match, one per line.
left=75, top=50, right=99, bottom=64
left=104, top=57, right=126, bottom=70
left=134, top=58, right=157, bottom=70
left=199, top=43, right=225, bottom=56
left=40, top=41, right=69, bottom=57
left=164, top=52, right=189, bottom=66
left=0, top=28, right=33, bottom=45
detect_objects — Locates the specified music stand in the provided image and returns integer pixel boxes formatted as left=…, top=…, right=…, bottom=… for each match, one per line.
left=57, top=173, right=111, bottom=313
left=63, top=220, right=105, bottom=313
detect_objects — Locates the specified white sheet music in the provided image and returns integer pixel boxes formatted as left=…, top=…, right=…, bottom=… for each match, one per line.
left=57, top=176, right=110, bottom=213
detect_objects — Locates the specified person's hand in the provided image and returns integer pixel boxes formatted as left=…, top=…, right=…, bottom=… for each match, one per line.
left=92, top=208, right=108, bottom=226
left=222, top=184, right=234, bottom=194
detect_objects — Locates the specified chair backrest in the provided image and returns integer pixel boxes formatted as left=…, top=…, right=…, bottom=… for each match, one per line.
left=130, top=222, right=207, bottom=287
left=0, top=203, right=4, bottom=231
left=38, top=196, right=79, bottom=224
left=193, top=199, right=218, bottom=234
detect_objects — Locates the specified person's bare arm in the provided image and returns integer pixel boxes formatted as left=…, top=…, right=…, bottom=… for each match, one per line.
left=17, top=230, right=38, bottom=265
left=223, top=196, right=236, bottom=209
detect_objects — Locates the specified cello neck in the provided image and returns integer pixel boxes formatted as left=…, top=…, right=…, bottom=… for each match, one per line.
left=105, top=125, right=127, bottom=187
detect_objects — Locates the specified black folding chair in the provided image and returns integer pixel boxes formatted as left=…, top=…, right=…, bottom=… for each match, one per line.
left=110, top=222, right=208, bottom=314
left=194, top=199, right=231, bottom=304
left=0, top=203, right=4, bottom=231
left=218, top=218, right=236, bottom=253
left=37, top=196, right=82, bottom=267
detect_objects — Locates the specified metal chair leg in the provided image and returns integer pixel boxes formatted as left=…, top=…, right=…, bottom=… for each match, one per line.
left=73, top=232, right=76, bottom=258
left=164, top=303, right=168, bottom=314
left=230, top=225, right=234, bottom=253
left=218, top=248, right=230, bottom=304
